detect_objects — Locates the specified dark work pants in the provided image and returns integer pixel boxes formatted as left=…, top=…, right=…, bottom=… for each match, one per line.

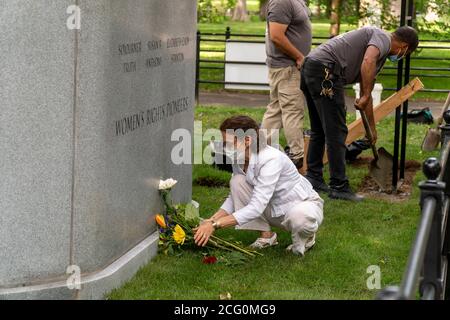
left=301, top=58, right=349, bottom=189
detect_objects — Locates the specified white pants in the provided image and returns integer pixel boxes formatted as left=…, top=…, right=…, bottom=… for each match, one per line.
left=230, top=174, right=323, bottom=248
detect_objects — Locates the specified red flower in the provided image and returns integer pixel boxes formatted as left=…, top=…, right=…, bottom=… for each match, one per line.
left=202, top=256, right=217, bottom=264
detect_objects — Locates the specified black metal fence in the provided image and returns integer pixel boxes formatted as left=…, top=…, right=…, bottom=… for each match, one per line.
left=195, top=26, right=450, bottom=102
left=377, top=111, right=450, bottom=300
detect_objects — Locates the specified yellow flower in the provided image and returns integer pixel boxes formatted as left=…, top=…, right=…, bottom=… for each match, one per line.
left=173, top=225, right=186, bottom=245
left=155, top=214, right=166, bottom=229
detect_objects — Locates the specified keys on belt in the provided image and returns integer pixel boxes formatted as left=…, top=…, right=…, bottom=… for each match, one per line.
left=320, top=68, right=334, bottom=99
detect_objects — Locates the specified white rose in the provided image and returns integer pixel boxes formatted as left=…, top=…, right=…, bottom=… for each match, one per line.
left=159, top=178, right=178, bottom=190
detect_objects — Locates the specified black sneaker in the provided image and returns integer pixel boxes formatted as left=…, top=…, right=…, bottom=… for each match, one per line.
left=306, top=176, right=330, bottom=193
left=329, top=185, right=364, bottom=202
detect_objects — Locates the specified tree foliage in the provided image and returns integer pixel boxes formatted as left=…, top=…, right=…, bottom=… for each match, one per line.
left=232, top=0, right=249, bottom=21
left=198, top=0, right=449, bottom=38
left=197, top=0, right=237, bottom=23
left=415, top=0, right=450, bottom=38
left=259, top=0, right=268, bottom=20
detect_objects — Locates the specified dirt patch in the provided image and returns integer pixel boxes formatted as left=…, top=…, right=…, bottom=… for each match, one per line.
left=352, top=157, right=422, bottom=202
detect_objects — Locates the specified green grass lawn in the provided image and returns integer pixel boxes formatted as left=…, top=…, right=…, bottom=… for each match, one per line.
left=108, top=105, right=440, bottom=300
left=198, top=20, right=450, bottom=101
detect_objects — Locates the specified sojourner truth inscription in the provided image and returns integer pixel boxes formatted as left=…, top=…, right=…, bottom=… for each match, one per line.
left=119, top=36, right=190, bottom=73
left=115, top=35, right=192, bottom=137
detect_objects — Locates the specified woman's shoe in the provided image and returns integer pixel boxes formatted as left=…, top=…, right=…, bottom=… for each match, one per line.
left=249, top=233, right=278, bottom=249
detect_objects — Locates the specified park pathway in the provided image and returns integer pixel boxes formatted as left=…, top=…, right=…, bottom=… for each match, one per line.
left=199, top=90, right=445, bottom=117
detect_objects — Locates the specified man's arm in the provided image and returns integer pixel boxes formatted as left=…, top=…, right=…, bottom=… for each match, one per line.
left=356, top=45, right=380, bottom=143
left=269, top=22, right=304, bottom=68
left=360, top=45, right=379, bottom=99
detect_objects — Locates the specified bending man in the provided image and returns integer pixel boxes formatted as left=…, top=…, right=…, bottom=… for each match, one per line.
left=301, top=26, right=419, bottom=201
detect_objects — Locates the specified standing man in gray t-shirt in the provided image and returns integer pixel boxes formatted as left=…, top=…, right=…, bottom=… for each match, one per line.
left=262, top=0, right=312, bottom=170
left=301, top=26, right=419, bottom=202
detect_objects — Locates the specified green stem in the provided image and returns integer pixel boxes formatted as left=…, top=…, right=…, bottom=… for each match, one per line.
left=163, top=204, right=262, bottom=257
left=211, top=235, right=263, bottom=255
left=210, top=235, right=259, bottom=257
left=208, top=239, right=234, bottom=252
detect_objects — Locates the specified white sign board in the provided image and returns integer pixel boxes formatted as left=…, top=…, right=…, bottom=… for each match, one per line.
left=225, top=41, right=269, bottom=90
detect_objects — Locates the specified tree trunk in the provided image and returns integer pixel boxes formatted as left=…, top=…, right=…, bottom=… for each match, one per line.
left=355, top=0, right=361, bottom=20
left=326, top=0, right=332, bottom=18
left=329, top=0, right=341, bottom=37
left=259, top=0, right=269, bottom=21
left=232, top=0, right=249, bottom=21
left=316, top=2, right=321, bottom=17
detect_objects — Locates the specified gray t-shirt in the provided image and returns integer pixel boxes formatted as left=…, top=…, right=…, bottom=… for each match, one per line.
left=308, top=26, right=391, bottom=84
left=265, top=0, right=312, bottom=68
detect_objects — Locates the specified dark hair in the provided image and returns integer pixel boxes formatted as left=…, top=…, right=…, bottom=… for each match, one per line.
left=219, top=115, right=266, bottom=152
left=393, top=26, right=419, bottom=52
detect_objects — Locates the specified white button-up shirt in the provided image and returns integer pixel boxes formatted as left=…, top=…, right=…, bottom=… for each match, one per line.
left=220, top=145, right=323, bottom=225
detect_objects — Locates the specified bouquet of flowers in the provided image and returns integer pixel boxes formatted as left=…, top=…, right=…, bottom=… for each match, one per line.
left=155, top=178, right=262, bottom=259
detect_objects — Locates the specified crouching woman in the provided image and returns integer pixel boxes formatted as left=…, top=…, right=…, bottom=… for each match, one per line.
left=194, top=115, right=324, bottom=256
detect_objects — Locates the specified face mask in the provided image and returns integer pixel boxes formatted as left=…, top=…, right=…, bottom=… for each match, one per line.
left=223, top=140, right=246, bottom=164
left=223, top=146, right=237, bottom=160
left=388, top=47, right=408, bottom=63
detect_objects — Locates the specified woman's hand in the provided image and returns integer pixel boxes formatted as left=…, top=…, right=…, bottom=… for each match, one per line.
left=193, top=221, right=215, bottom=247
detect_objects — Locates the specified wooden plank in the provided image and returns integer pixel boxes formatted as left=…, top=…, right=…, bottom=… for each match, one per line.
left=345, top=77, right=424, bottom=144
left=301, top=77, right=424, bottom=172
